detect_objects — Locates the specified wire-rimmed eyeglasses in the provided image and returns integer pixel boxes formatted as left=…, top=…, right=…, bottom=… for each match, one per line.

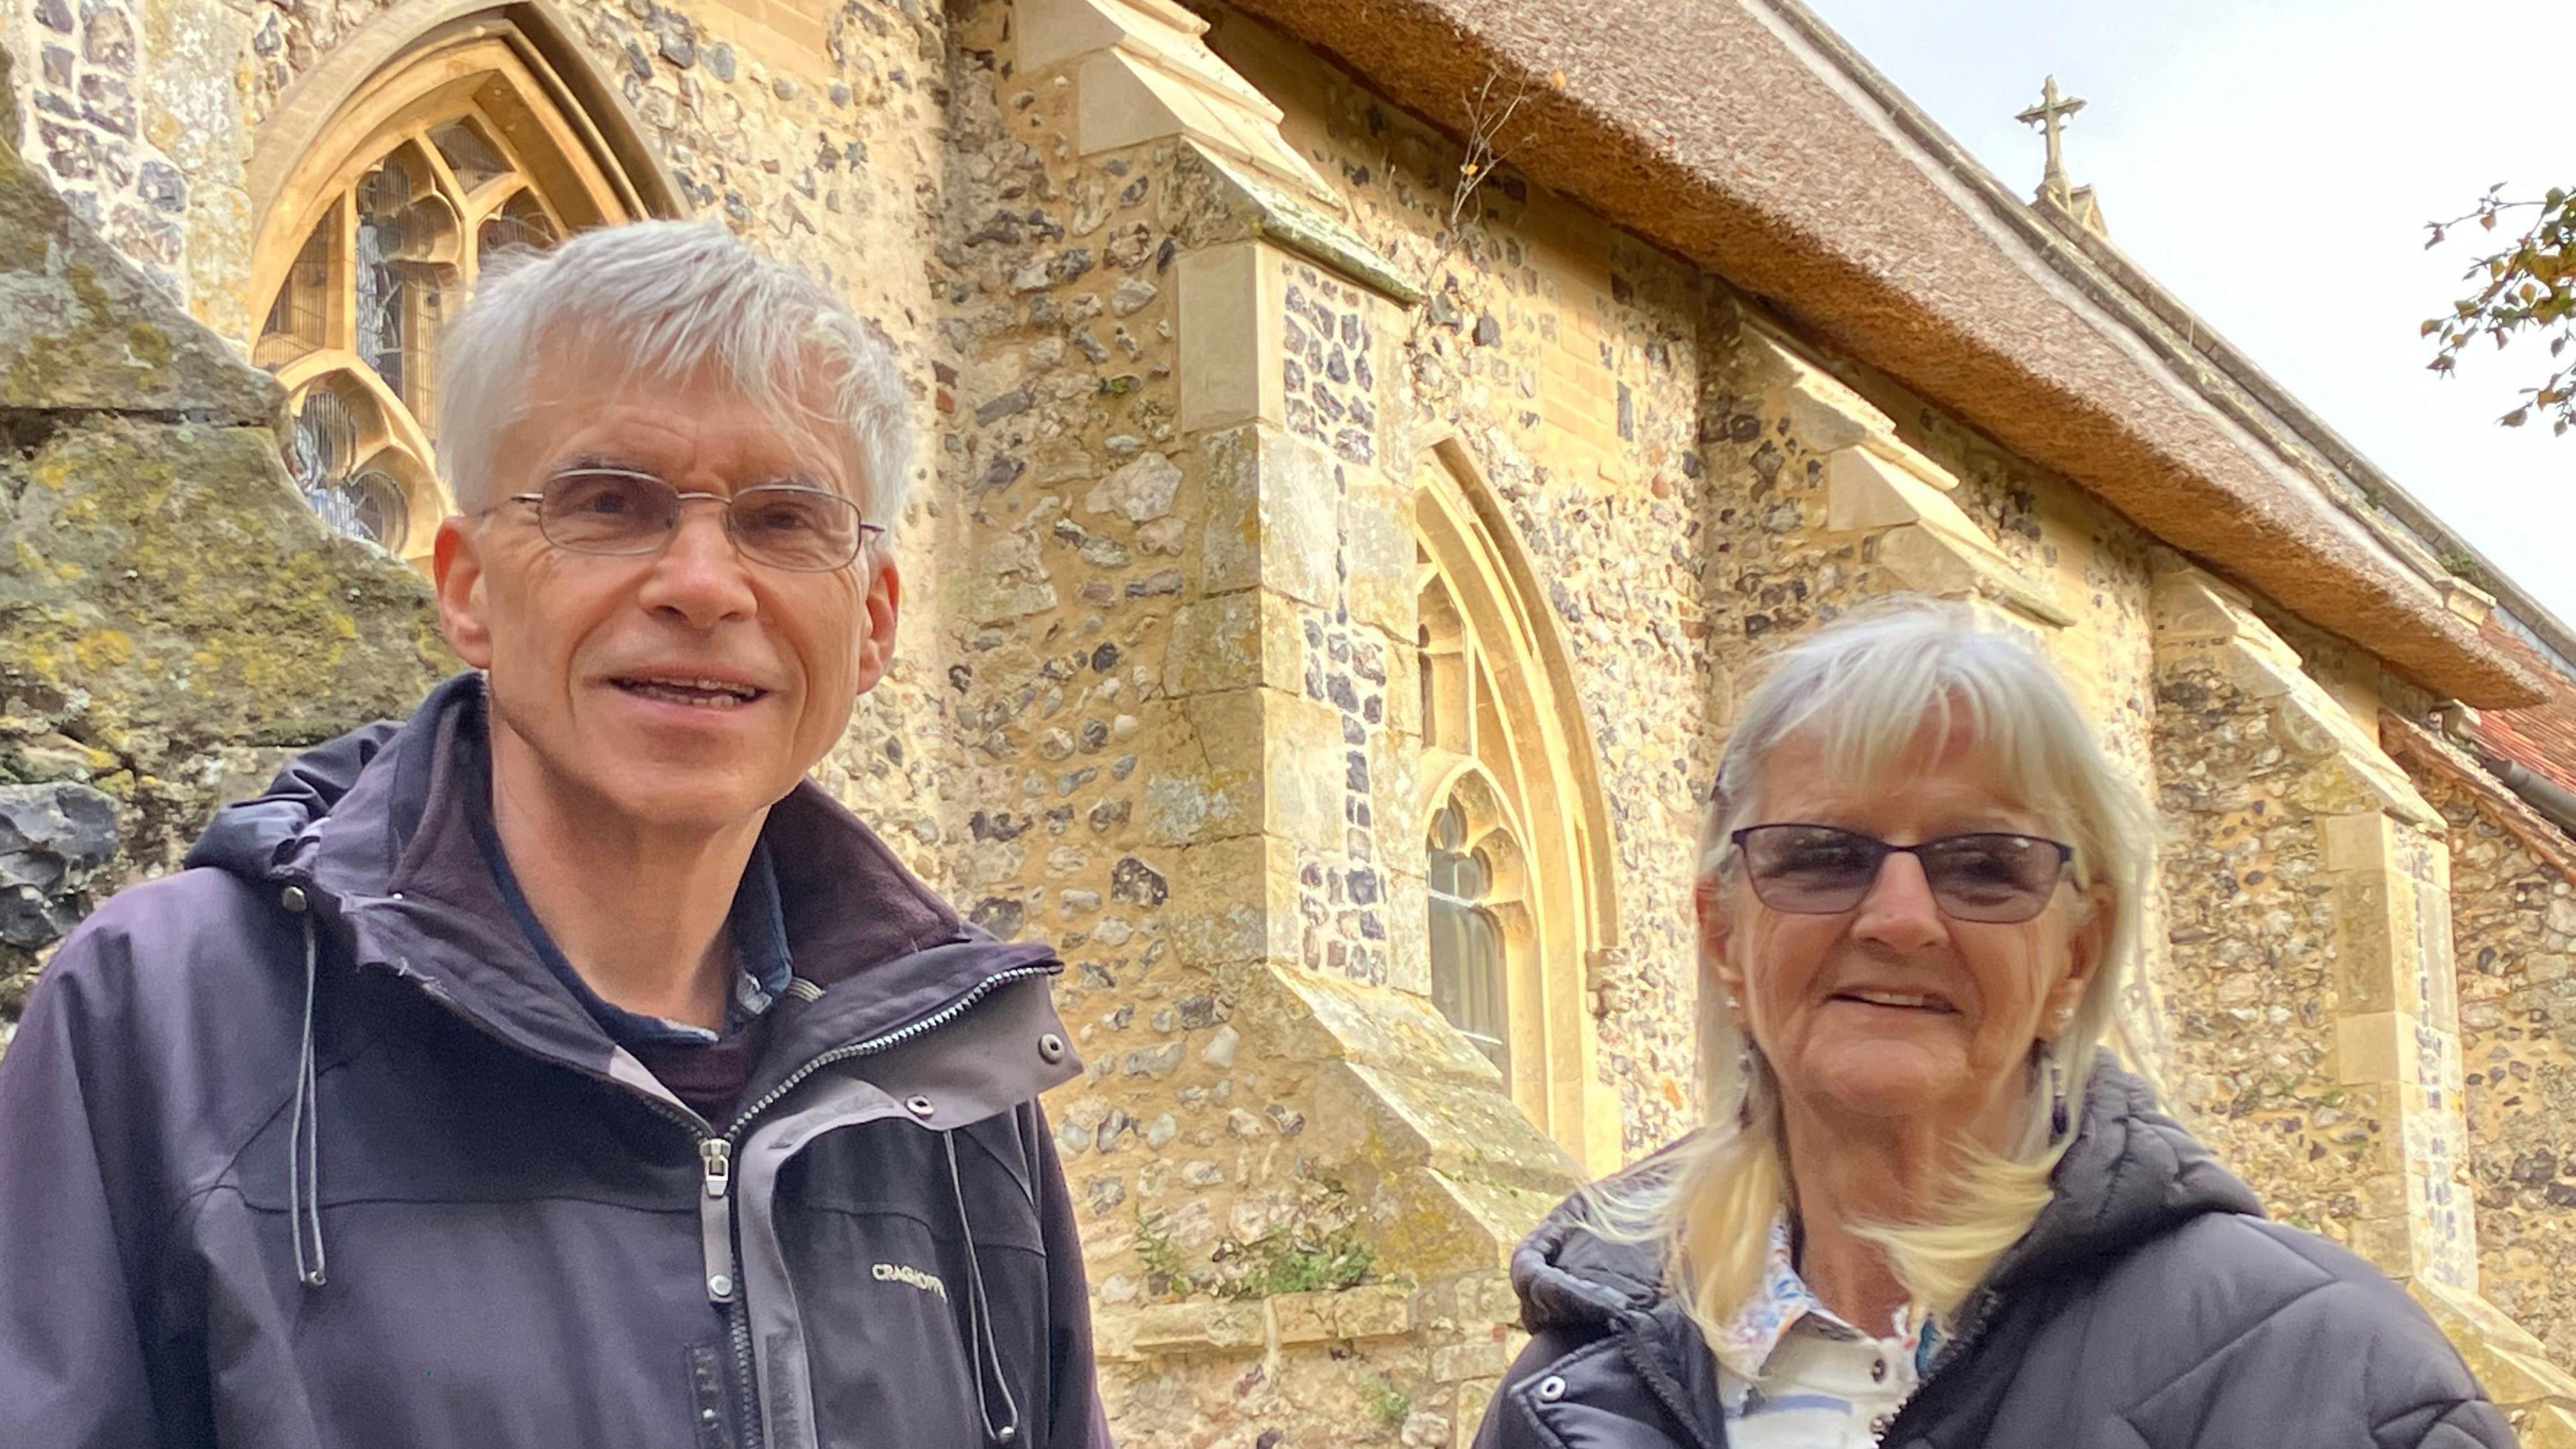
left=1728, top=823, right=2076, bottom=924
left=500, top=466, right=879, bottom=572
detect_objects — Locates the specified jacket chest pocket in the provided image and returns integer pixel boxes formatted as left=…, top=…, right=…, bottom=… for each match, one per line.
left=769, top=1118, right=1053, bottom=1449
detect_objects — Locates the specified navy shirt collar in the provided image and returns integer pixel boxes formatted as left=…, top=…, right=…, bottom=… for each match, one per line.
left=453, top=691, right=794, bottom=1049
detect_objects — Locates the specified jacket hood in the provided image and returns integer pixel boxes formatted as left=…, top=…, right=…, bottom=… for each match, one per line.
left=1511, top=1063, right=2265, bottom=1338
left=184, top=673, right=1050, bottom=1087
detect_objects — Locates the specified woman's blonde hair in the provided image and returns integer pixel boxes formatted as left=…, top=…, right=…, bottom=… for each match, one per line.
left=1590, top=598, right=2153, bottom=1336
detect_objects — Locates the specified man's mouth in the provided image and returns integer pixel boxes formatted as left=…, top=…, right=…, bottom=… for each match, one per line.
left=1831, top=989, right=1958, bottom=1013
left=608, top=674, right=769, bottom=709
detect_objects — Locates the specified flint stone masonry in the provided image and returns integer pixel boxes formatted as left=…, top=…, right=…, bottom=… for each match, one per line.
left=5, top=0, right=2576, bottom=1442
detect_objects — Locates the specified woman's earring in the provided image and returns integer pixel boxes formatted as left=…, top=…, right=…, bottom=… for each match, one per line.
left=2045, top=1042, right=2070, bottom=1141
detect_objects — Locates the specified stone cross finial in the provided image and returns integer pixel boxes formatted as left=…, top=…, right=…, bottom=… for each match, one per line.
left=2016, top=74, right=2088, bottom=203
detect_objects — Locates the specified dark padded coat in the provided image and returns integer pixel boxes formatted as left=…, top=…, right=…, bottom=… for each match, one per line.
left=0, top=675, right=1107, bottom=1449
left=1474, top=1066, right=2514, bottom=1449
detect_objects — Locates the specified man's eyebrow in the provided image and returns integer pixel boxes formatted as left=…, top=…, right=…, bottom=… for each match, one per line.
left=553, top=452, right=659, bottom=476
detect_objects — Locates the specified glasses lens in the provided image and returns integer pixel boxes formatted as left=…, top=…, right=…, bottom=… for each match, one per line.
left=1740, top=826, right=1882, bottom=913
left=540, top=470, right=674, bottom=553
left=731, top=485, right=861, bottom=570
left=1919, top=835, right=2065, bottom=923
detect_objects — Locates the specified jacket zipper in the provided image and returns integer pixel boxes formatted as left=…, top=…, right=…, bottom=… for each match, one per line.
left=672, top=963, right=1060, bottom=1449
left=1876, top=1285, right=2003, bottom=1444
left=335, top=889, right=1055, bottom=1449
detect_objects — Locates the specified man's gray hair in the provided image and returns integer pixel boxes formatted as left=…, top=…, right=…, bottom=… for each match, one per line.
left=437, top=220, right=911, bottom=537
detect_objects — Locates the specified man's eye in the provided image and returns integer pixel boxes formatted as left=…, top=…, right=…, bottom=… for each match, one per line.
left=743, top=500, right=824, bottom=533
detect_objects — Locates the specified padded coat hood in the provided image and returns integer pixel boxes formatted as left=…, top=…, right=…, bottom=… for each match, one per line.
left=1481, top=1067, right=2510, bottom=1449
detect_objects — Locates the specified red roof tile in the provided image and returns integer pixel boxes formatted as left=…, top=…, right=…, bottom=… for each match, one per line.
left=2473, top=619, right=2576, bottom=794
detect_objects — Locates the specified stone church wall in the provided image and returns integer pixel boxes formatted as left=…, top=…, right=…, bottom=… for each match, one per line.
left=2415, top=755, right=2576, bottom=1362
left=7, top=0, right=2576, bottom=1443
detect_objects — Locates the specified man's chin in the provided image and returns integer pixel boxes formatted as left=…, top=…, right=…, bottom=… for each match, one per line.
left=578, top=768, right=787, bottom=835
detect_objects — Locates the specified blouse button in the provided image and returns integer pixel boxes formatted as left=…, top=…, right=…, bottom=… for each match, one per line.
left=1871, top=1355, right=1888, bottom=1383
left=1536, top=1375, right=1566, bottom=1403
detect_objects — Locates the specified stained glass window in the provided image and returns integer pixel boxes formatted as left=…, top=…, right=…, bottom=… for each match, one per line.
left=248, top=41, right=640, bottom=563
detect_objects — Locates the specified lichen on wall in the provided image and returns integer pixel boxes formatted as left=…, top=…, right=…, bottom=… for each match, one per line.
left=1, top=70, right=449, bottom=1028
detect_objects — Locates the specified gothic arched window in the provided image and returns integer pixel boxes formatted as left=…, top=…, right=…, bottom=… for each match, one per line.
left=1410, top=437, right=1619, bottom=1171
left=246, top=21, right=660, bottom=561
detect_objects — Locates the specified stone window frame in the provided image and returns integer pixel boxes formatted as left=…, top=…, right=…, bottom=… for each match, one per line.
left=241, top=15, right=661, bottom=565
left=1410, top=433, right=1621, bottom=1171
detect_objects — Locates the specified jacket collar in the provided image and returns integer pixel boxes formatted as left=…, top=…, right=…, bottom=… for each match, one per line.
left=188, top=673, right=1055, bottom=1094
left=1511, top=1064, right=2264, bottom=1388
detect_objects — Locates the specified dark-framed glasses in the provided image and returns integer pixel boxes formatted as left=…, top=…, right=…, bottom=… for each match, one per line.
left=1729, top=823, right=2075, bottom=924
left=504, top=467, right=878, bottom=572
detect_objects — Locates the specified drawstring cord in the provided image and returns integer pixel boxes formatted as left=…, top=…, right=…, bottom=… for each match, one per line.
left=283, top=892, right=327, bottom=1289
left=943, top=1131, right=1022, bottom=1446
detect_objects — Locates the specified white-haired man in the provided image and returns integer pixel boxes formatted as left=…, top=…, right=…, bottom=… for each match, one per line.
left=0, top=221, right=1109, bottom=1448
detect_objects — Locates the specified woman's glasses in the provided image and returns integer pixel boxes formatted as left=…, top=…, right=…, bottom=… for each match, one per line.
left=1729, top=823, right=2074, bottom=924
left=504, top=467, right=878, bottom=572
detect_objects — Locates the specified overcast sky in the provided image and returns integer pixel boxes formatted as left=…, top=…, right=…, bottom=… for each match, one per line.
left=1800, top=0, right=2575, bottom=632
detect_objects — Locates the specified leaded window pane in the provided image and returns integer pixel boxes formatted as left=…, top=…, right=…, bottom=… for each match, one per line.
left=1428, top=840, right=1508, bottom=1072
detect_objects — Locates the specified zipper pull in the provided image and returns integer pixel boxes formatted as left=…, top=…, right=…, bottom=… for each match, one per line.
left=699, top=1137, right=739, bottom=1305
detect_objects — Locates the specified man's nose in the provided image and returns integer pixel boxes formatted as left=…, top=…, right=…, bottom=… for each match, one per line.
left=636, top=504, right=757, bottom=627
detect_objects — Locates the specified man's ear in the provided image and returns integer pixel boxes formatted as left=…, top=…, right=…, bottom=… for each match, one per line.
left=847, top=555, right=902, bottom=699
left=433, top=515, right=494, bottom=669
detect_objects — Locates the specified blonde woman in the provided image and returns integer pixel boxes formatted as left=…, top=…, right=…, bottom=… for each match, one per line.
left=1472, top=602, right=2507, bottom=1449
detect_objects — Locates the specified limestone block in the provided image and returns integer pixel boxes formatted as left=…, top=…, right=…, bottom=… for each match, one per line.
left=1824, top=445, right=1949, bottom=533
left=1343, top=460, right=1417, bottom=639
left=1144, top=690, right=1262, bottom=845
left=1177, top=241, right=1272, bottom=434
left=1729, top=315, right=1889, bottom=454
left=1197, top=423, right=1339, bottom=609
left=1268, top=1281, right=1412, bottom=1344
left=1166, top=833, right=1298, bottom=967
left=1112, top=1299, right=1267, bottom=1358
left=1271, top=964, right=1503, bottom=1081
left=1163, top=588, right=1304, bottom=697
left=0, top=140, right=274, bottom=418
left=1381, top=867, right=1431, bottom=997
left=1261, top=690, right=1348, bottom=851
left=2335, top=1011, right=2422, bottom=1087
left=1304, top=1091, right=1543, bottom=1276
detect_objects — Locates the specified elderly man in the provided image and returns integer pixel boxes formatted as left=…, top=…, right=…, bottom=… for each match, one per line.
left=0, top=222, right=1106, bottom=1448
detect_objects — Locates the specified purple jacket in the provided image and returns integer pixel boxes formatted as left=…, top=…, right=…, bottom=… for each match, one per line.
left=0, top=674, right=1107, bottom=1448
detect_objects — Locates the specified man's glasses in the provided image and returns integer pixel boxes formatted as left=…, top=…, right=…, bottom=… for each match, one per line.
left=503, top=467, right=879, bottom=572
left=1728, top=823, right=2075, bottom=924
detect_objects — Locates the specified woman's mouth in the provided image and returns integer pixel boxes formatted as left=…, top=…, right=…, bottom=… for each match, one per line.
left=1831, top=989, right=1957, bottom=1012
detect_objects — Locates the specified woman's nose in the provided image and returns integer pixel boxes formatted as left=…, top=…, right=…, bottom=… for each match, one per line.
left=1851, top=850, right=1947, bottom=949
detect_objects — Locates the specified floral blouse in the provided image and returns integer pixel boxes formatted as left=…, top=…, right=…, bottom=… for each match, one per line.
left=1709, top=1216, right=1941, bottom=1447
